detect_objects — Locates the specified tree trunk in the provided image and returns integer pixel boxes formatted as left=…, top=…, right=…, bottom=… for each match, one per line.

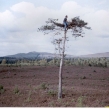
left=58, top=31, right=67, bottom=99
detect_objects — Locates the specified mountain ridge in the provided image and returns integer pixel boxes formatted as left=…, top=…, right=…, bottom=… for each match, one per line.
left=4, top=51, right=74, bottom=59
left=2, top=51, right=109, bottom=59
left=80, top=52, right=109, bottom=58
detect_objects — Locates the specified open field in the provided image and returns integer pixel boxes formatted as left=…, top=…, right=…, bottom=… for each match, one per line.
left=0, top=65, right=109, bottom=107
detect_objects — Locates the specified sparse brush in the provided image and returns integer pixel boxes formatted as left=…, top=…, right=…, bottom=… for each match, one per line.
left=93, top=70, right=96, bottom=72
left=80, top=76, right=86, bottom=79
left=40, top=83, right=48, bottom=90
left=0, top=89, right=5, bottom=94
left=76, top=96, right=85, bottom=107
left=47, top=90, right=56, bottom=97
left=26, top=90, right=32, bottom=102
left=71, top=98, right=75, bottom=102
left=57, top=65, right=60, bottom=67
left=48, top=101, right=55, bottom=107
left=0, top=85, right=5, bottom=94
left=64, top=101, right=70, bottom=107
left=0, top=85, right=3, bottom=90
left=14, top=85, right=20, bottom=94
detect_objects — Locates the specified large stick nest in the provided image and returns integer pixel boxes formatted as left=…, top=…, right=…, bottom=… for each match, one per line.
left=38, top=17, right=91, bottom=31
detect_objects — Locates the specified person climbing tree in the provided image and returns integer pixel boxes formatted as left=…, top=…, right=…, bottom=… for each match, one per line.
left=63, top=15, right=68, bottom=31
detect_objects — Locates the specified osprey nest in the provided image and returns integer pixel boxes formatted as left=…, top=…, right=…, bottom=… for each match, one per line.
left=38, top=17, right=91, bottom=32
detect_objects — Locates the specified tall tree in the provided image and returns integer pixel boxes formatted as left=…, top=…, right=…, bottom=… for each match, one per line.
left=38, top=16, right=91, bottom=99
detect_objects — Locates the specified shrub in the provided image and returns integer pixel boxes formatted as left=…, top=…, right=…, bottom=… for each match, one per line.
left=76, top=96, right=84, bottom=107
left=0, top=85, right=5, bottom=94
left=47, top=90, right=56, bottom=97
left=26, top=90, right=32, bottom=102
left=88, top=64, right=92, bottom=67
left=83, top=76, right=86, bottom=79
left=14, top=85, right=20, bottom=94
left=40, top=83, right=48, bottom=90
left=93, top=70, right=96, bottom=72
left=0, top=85, right=3, bottom=90
left=56, top=65, right=60, bottom=67
left=80, top=76, right=86, bottom=79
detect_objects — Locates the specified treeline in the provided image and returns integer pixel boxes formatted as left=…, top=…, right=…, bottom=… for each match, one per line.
left=0, top=57, right=41, bottom=64
left=0, top=57, right=109, bottom=68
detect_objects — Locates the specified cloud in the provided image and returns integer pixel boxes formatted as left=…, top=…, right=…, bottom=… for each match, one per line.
left=98, top=0, right=107, bottom=5
left=0, top=10, right=16, bottom=31
left=10, top=2, right=53, bottom=31
left=0, top=1, right=109, bottom=56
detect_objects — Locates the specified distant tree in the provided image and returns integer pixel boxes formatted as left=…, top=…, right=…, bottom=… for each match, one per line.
left=38, top=16, right=91, bottom=99
left=1, top=59, right=7, bottom=65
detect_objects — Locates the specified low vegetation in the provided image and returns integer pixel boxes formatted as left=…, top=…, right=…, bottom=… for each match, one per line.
left=0, top=85, right=5, bottom=94
left=47, top=90, right=57, bottom=97
left=0, top=57, right=109, bottom=68
left=0, top=65, right=109, bottom=107
left=40, top=83, right=48, bottom=90
left=13, top=85, right=20, bottom=94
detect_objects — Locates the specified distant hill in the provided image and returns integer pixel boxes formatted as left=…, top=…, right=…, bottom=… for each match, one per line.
left=80, top=52, right=109, bottom=58
left=4, top=51, right=74, bottom=59
left=5, top=52, right=54, bottom=59
left=2, top=51, right=109, bottom=59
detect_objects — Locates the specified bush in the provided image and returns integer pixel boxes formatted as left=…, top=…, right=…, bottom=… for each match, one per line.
left=83, top=76, right=86, bottom=79
left=93, top=70, right=96, bottom=72
left=40, top=83, right=48, bottom=90
left=47, top=90, right=56, bottom=97
left=14, top=85, right=20, bottom=94
left=0, top=85, right=3, bottom=90
left=76, top=96, right=84, bottom=107
left=0, top=85, right=5, bottom=94
left=80, top=76, right=86, bottom=79
left=88, top=64, right=92, bottom=67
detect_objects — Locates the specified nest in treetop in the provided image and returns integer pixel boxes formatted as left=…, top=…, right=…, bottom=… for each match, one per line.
left=38, top=16, right=91, bottom=37
left=38, top=16, right=91, bottom=31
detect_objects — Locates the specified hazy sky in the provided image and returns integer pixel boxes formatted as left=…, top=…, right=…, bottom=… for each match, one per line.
left=0, top=0, right=109, bottom=56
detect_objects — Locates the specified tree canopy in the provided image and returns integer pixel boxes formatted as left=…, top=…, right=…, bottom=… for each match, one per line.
left=38, top=16, right=91, bottom=37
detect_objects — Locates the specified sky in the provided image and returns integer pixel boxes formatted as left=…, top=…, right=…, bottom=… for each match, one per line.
left=0, top=0, right=109, bottom=56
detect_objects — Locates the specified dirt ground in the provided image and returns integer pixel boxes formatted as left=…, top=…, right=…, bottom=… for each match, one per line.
left=0, top=65, right=109, bottom=107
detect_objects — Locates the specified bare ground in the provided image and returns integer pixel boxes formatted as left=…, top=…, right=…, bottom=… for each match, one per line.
left=0, top=65, right=109, bottom=107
